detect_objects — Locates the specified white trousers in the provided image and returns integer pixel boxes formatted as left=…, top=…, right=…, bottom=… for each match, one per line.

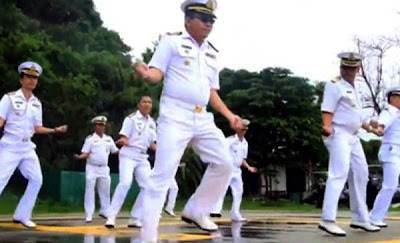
left=165, top=178, right=179, bottom=212
left=140, top=101, right=233, bottom=241
left=370, top=144, right=400, bottom=222
left=107, top=154, right=152, bottom=219
left=213, top=168, right=243, bottom=219
left=321, top=133, right=369, bottom=222
left=0, top=148, right=42, bottom=221
left=84, top=164, right=111, bottom=218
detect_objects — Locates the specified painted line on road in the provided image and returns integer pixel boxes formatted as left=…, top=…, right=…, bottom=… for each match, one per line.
left=0, top=222, right=214, bottom=241
left=365, top=241, right=400, bottom=243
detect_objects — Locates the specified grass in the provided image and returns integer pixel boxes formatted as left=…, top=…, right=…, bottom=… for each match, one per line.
left=218, top=196, right=319, bottom=212
left=0, top=191, right=320, bottom=216
left=166, top=196, right=320, bottom=213
left=5, top=189, right=400, bottom=218
left=0, top=191, right=82, bottom=215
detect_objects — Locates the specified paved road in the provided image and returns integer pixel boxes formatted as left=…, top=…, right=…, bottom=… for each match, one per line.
left=1, top=211, right=400, bottom=243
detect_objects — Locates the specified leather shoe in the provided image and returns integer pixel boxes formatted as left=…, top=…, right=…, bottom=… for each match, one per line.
left=371, top=221, right=388, bottom=228
left=209, top=213, right=222, bottom=218
left=164, top=208, right=176, bottom=217
left=105, top=217, right=115, bottom=228
left=128, top=218, right=142, bottom=228
left=13, top=219, right=36, bottom=228
left=350, top=221, right=380, bottom=232
left=181, top=213, right=218, bottom=231
left=85, top=216, right=92, bottom=223
left=318, top=221, right=346, bottom=236
left=232, top=217, right=247, bottom=222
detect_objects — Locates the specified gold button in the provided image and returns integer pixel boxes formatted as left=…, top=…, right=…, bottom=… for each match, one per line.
left=194, top=105, right=203, bottom=113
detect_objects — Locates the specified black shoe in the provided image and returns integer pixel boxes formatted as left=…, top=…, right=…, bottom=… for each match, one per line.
left=99, top=213, right=107, bottom=219
left=209, top=213, right=222, bottom=218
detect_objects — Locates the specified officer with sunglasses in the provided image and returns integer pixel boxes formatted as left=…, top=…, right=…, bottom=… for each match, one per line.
left=135, top=0, right=244, bottom=241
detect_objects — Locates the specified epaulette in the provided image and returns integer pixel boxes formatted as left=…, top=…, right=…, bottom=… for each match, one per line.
left=85, top=134, right=93, bottom=140
left=128, top=111, right=136, bottom=118
left=33, top=95, right=41, bottom=104
left=6, top=91, right=17, bottom=96
left=207, top=41, right=219, bottom=53
left=331, top=76, right=341, bottom=83
left=166, top=31, right=182, bottom=36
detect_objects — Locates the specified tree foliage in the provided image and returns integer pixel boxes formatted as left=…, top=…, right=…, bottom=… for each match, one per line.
left=0, top=0, right=161, bottom=172
left=2, top=1, right=357, bottom=197
left=216, top=68, right=327, bottom=174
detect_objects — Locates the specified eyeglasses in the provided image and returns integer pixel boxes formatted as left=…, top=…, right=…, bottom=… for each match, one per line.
left=191, top=12, right=216, bottom=24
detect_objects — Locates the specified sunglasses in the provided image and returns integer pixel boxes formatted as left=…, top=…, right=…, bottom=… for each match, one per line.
left=191, top=12, right=216, bottom=24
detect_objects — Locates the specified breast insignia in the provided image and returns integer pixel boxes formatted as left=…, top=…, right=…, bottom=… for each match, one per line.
left=167, top=31, right=182, bottom=36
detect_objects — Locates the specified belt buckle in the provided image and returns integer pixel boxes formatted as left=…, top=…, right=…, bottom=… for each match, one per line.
left=194, top=105, right=203, bottom=113
left=22, top=138, right=29, bottom=142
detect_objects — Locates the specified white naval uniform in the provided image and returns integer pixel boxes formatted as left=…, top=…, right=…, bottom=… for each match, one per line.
left=321, top=78, right=370, bottom=223
left=107, top=111, right=156, bottom=220
left=0, top=89, right=43, bottom=222
left=139, top=30, right=233, bottom=241
left=370, top=104, right=400, bottom=223
left=213, top=134, right=248, bottom=219
left=165, top=178, right=179, bottom=213
left=81, top=133, right=118, bottom=219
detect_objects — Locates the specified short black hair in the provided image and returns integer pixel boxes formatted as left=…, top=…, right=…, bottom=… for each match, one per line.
left=19, top=73, right=38, bottom=80
left=139, top=94, right=152, bottom=102
left=340, top=65, right=359, bottom=70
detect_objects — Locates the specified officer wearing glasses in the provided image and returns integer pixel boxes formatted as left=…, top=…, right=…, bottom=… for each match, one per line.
left=135, top=0, right=244, bottom=241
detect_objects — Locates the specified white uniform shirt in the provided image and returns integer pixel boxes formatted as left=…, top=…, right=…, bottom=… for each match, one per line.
left=378, top=104, right=400, bottom=145
left=81, top=133, right=119, bottom=166
left=227, top=134, right=248, bottom=168
left=119, top=111, right=156, bottom=158
left=0, top=89, right=42, bottom=151
left=149, top=30, right=220, bottom=106
left=321, top=78, right=366, bottom=133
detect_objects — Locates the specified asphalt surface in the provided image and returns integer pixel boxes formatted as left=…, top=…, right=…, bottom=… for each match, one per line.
left=1, top=211, right=400, bottom=243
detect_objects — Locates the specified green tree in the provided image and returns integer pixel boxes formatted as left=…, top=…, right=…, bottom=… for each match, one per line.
left=216, top=68, right=327, bottom=176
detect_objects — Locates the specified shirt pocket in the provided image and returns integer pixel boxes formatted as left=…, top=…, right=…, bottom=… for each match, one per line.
left=12, top=103, right=26, bottom=117
left=342, top=92, right=358, bottom=109
left=28, top=105, right=41, bottom=125
left=175, top=46, right=197, bottom=71
left=91, top=141, right=103, bottom=153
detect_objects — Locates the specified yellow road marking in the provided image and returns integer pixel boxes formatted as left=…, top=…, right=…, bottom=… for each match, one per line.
left=3, top=215, right=400, bottom=242
left=364, top=241, right=400, bottom=243
left=0, top=223, right=214, bottom=241
left=159, top=233, right=213, bottom=241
